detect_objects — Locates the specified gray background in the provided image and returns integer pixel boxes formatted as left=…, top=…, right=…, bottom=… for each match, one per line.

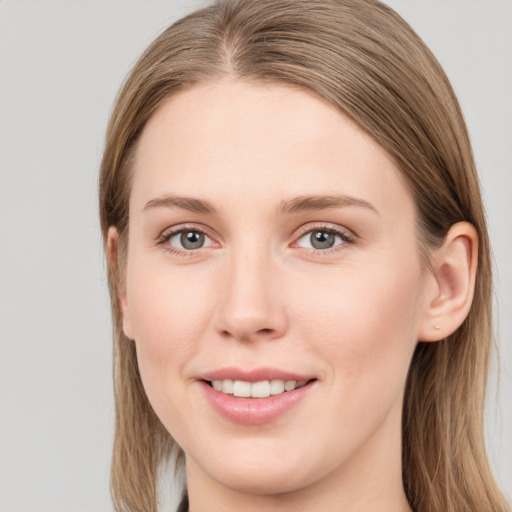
left=0, top=1, right=510, bottom=511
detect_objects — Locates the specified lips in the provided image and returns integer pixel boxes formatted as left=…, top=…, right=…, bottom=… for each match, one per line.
left=199, top=367, right=314, bottom=383
left=198, top=367, right=317, bottom=424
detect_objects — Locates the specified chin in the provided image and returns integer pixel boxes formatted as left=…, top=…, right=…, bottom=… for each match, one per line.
left=211, top=463, right=311, bottom=496
left=187, top=442, right=327, bottom=497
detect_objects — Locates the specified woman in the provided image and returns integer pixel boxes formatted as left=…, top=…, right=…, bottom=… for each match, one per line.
left=99, top=0, right=509, bottom=511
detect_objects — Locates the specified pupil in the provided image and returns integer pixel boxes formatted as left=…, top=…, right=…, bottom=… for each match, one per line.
left=311, top=231, right=335, bottom=249
left=181, top=231, right=204, bottom=250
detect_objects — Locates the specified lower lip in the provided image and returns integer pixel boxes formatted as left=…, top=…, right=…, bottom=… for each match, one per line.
left=200, top=381, right=315, bottom=425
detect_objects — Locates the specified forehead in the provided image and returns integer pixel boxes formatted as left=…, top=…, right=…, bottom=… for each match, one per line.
left=131, top=79, right=413, bottom=218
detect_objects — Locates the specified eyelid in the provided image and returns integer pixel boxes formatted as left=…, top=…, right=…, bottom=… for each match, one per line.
left=156, top=223, right=219, bottom=254
left=291, top=222, right=355, bottom=251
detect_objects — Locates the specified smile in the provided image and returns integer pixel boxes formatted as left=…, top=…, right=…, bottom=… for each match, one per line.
left=209, top=379, right=309, bottom=398
left=199, top=370, right=317, bottom=425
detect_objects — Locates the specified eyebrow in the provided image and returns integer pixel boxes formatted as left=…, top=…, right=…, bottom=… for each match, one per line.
left=143, top=193, right=378, bottom=216
left=277, top=195, right=379, bottom=215
left=143, top=195, right=216, bottom=214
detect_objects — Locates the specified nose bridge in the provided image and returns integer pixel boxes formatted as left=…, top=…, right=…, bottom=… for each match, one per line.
left=215, top=238, right=286, bottom=342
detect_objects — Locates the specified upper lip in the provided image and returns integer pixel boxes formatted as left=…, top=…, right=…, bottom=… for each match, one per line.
left=199, top=367, right=315, bottom=383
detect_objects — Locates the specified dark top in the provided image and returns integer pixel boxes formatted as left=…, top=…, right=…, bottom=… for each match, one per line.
left=177, top=491, right=189, bottom=512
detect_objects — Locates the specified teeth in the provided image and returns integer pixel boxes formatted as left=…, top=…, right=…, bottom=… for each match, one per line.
left=270, top=379, right=285, bottom=395
left=221, top=379, right=233, bottom=394
left=210, top=379, right=308, bottom=397
left=233, top=380, right=251, bottom=397
left=284, top=380, right=296, bottom=391
left=251, top=380, right=271, bottom=398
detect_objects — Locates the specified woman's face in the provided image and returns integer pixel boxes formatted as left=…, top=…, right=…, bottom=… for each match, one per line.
left=118, top=80, right=433, bottom=497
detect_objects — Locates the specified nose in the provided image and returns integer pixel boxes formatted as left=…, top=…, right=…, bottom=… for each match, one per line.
left=214, top=247, right=287, bottom=343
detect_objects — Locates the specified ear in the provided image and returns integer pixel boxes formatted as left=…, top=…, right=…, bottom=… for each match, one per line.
left=107, top=227, right=134, bottom=340
left=418, top=222, right=478, bottom=342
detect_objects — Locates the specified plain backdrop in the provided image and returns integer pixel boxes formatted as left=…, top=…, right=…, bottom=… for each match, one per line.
left=0, top=1, right=510, bottom=511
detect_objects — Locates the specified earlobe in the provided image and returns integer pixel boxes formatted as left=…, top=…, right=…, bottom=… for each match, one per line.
left=418, top=222, right=478, bottom=342
left=107, top=227, right=134, bottom=340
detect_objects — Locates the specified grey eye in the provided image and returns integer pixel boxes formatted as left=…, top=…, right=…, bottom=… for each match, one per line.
left=310, top=231, right=336, bottom=249
left=167, top=229, right=212, bottom=251
left=295, top=228, right=347, bottom=251
left=180, top=231, right=205, bottom=250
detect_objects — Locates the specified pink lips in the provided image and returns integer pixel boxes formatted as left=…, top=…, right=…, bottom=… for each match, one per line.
left=200, top=367, right=313, bottom=383
left=198, top=367, right=316, bottom=425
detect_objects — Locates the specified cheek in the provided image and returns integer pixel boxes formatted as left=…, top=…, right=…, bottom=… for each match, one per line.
left=126, top=252, right=214, bottom=342
left=124, top=256, right=218, bottom=408
left=274, top=257, right=424, bottom=476
left=294, top=255, right=423, bottom=395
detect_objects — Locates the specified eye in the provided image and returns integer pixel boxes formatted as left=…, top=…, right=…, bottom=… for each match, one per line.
left=294, top=228, right=350, bottom=251
left=164, top=228, right=215, bottom=251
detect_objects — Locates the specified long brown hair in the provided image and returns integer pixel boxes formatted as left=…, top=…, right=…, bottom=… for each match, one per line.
left=99, top=1, right=509, bottom=510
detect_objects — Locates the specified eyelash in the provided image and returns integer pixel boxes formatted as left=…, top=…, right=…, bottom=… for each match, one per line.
left=156, top=223, right=355, bottom=257
left=293, top=224, right=355, bottom=254
left=156, top=224, right=215, bottom=257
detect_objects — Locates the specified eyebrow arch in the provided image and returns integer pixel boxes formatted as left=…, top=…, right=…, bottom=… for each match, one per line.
left=143, top=195, right=216, bottom=214
left=277, top=195, right=379, bottom=215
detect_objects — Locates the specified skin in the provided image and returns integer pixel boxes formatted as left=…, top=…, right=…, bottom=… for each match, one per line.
left=109, top=80, right=477, bottom=512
